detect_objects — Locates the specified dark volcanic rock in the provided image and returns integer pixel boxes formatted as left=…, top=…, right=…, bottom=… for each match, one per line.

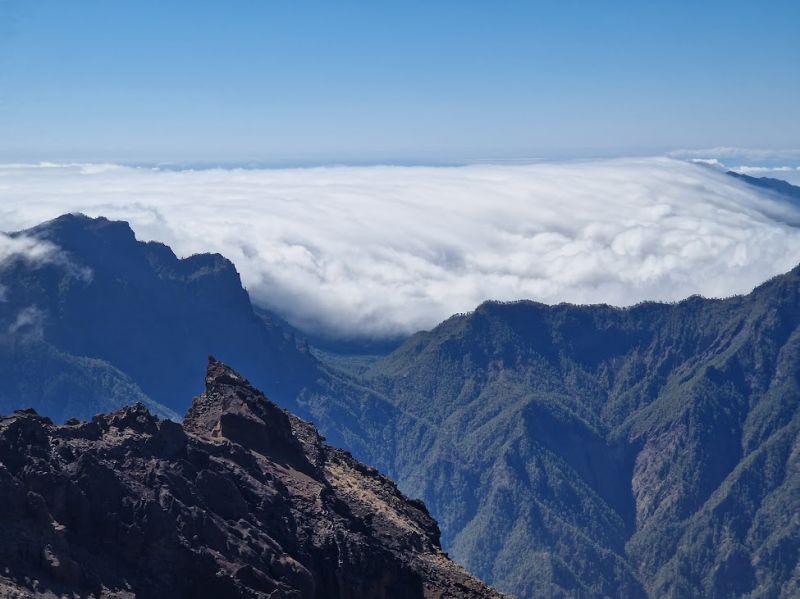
left=0, top=359, right=503, bottom=599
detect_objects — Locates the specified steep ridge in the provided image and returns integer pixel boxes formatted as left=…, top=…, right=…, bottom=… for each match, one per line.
left=0, top=358, right=503, bottom=599
left=728, top=170, right=800, bottom=202
left=2, top=213, right=317, bottom=416
left=0, top=213, right=426, bottom=493
left=351, top=268, right=800, bottom=598
left=0, top=214, right=423, bottom=468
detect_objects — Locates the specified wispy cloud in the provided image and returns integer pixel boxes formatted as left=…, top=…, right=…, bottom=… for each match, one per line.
left=0, top=232, right=58, bottom=267
left=2, top=158, right=800, bottom=338
left=0, top=231, right=92, bottom=282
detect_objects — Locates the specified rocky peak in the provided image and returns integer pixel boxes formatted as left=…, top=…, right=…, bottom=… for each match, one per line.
left=0, top=359, right=504, bottom=598
left=21, top=213, right=138, bottom=257
left=104, top=401, right=160, bottom=433
left=184, top=357, right=309, bottom=469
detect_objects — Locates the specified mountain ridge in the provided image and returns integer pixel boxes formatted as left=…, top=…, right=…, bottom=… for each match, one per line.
left=0, top=358, right=504, bottom=598
left=349, top=260, right=800, bottom=597
left=2, top=213, right=320, bottom=419
left=727, top=170, right=800, bottom=202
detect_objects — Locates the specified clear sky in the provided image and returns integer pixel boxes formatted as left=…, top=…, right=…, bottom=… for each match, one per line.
left=0, top=0, right=798, bottom=164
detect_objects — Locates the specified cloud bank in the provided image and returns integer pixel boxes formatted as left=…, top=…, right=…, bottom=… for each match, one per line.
left=2, top=158, right=800, bottom=338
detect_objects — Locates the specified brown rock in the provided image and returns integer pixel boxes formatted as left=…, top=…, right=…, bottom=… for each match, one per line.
left=0, top=359, right=506, bottom=599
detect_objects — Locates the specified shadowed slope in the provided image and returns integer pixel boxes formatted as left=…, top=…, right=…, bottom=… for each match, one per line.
left=3, top=214, right=318, bottom=416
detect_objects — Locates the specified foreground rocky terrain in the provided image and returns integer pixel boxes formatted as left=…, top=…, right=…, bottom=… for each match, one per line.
left=0, top=358, right=502, bottom=598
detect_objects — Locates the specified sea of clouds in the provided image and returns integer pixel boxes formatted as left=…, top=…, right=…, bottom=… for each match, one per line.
left=2, top=157, right=800, bottom=339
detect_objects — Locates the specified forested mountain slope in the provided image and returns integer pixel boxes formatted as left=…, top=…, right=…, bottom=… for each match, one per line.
left=348, top=268, right=800, bottom=598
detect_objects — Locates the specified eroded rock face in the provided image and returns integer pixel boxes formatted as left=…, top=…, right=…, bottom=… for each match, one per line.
left=0, top=358, right=504, bottom=599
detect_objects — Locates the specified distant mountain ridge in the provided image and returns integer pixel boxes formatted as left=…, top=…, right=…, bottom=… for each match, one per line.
left=1, top=213, right=318, bottom=419
left=727, top=170, right=800, bottom=202
left=347, top=270, right=800, bottom=597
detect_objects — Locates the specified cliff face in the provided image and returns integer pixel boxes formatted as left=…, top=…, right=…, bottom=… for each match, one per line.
left=0, top=358, right=503, bottom=599
left=1, top=214, right=318, bottom=419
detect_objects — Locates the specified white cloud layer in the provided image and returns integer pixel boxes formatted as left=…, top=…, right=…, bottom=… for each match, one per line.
left=2, top=158, right=800, bottom=338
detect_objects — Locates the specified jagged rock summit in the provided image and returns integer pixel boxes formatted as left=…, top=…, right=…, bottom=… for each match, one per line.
left=0, top=358, right=504, bottom=599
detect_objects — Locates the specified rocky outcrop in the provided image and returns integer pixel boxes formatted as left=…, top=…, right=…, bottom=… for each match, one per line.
left=0, top=358, right=504, bottom=599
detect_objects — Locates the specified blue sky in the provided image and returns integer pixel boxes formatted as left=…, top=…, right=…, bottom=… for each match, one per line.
left=0, top=0, right=798, bottom=164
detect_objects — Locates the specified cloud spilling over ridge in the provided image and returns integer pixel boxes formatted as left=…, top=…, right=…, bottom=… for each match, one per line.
left=2, top=158, right=800, bottom=338
left=0, top=234, right=92, bottom=346
left=730, top=166, right=800, bottom=186
left=0, top=232, right=77, bottom=303
left=0, top=231, right=93, bottom=287
left=0, top=232, right=58, bottom=267
left=669, top=147, right=800, bottom=185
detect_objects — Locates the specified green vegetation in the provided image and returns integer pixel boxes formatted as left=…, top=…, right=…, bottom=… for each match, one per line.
left=0, top=338, right=177, bottom=421
left=313, top=268, right=800, bottom=598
